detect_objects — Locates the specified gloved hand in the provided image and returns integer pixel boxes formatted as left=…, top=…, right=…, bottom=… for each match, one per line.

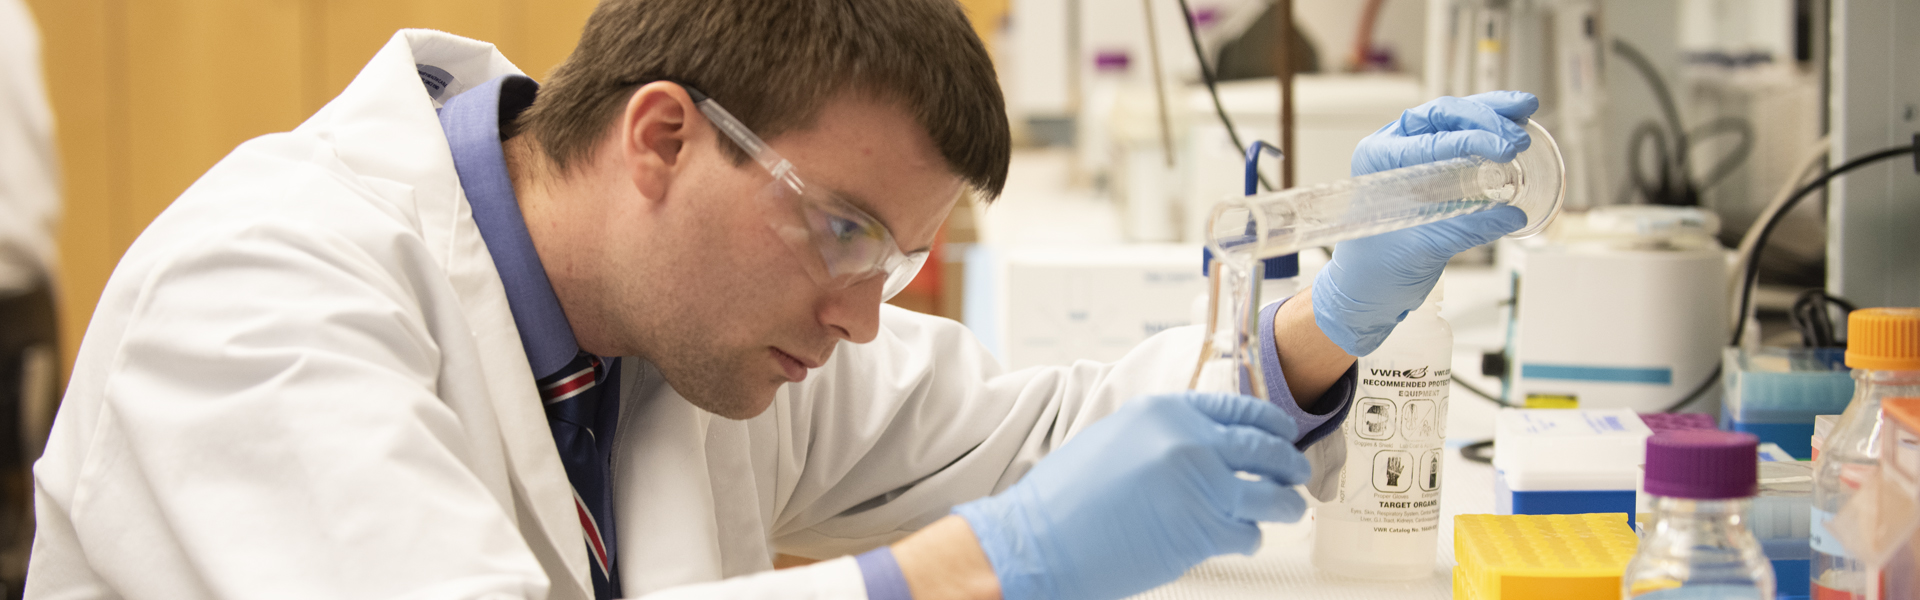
left=953, top=392, right=1311, bottom=600
left=1313, top=91, right=1538, bottom=356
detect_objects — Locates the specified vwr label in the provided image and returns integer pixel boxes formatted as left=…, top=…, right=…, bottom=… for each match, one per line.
left=1328, top=365, right=1450, bottom=533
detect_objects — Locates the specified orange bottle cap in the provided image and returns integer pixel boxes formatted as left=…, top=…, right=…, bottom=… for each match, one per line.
left=1846, top=308, right=1920, bottom=370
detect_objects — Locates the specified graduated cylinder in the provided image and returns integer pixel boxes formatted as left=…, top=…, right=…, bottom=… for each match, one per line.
left=1206, top=120, right=1565, bottom=261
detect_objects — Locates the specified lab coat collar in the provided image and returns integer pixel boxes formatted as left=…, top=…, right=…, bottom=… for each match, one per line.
left=438, top=74, right=584, bottom=380
left=298, top=29, right=592, bottom=600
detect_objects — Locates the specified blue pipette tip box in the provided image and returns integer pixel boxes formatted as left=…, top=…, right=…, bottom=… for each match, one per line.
left=1719, top=347, right=1853, bottom=460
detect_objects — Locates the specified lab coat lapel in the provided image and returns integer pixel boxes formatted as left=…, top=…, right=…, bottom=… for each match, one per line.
left=309, top=29, right=592, bottom=600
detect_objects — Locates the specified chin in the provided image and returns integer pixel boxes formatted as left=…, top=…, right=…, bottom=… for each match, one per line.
left=681, top=382, right=782, bottom=421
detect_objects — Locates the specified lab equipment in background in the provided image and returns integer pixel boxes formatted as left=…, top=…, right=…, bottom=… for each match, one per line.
left=1720, top=347, right=1854, bottom=460
left=1493, top=408, right=1650, bottom=523
left=1314, top=284, right=1450, bottom=580
left=1075, top=50, right=1132, bottom=189
left=1811, top=308, right=1920, bottom=600
left=1826, top=0, right=1920, bottom=310
left=1108, top=58, right=1187, bottom=243
left=1750, top=460, right=1814, bottom=600
left=1828, top=397, right=1920, bottom=600
left=1204, top=118, right=1563, bottom=260
left=1451, top=512, right=1639, bottom=600
left=1178, top=75, right=1423, bottom=243
left=1427, top=0, right=1554, bottom=102
left=961, top=244, right=1204, bottom=371
left=1427, top=0, right=1615, bottom=213
left=1623, top=430, right=1776, bottom=599
left=1501, top=205, right=1729, bottom=413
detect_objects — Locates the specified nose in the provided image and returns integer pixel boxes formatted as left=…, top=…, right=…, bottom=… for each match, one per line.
left=818, top=275, right=884, bottom=344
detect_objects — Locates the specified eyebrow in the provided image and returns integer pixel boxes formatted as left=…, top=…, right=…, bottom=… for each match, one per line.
left=825, top=186, right=934, bottom=255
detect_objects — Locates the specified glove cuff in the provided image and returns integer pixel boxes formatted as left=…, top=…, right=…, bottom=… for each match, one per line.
left=952, top=492, right=1050, bottom=600
left=1312, top=266, right=1413, bottom=357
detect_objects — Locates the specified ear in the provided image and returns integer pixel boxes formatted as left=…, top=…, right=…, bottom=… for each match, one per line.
left=615, top=81, right=700, bottom=205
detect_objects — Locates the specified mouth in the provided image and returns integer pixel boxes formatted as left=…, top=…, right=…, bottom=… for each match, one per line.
left=770, top=348, right=818, bottom=382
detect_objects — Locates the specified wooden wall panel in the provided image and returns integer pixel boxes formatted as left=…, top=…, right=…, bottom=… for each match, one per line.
left=119, top=0, right=307, bottom=258
left=506, top=0, right=597, bottom=80
left=25, top=0, right=114, bottom=379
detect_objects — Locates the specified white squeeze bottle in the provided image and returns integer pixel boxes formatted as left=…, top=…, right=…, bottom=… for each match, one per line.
left=1313, top=283, right=1450, bottom=580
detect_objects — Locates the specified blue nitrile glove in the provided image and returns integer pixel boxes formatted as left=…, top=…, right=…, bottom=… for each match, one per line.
left=1313, top=91, right=1538, bottom=356
left=953, top=392, right=1311, bottom=600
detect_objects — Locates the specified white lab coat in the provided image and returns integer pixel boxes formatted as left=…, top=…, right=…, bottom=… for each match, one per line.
left=28, top=30, right=1344, bottom=600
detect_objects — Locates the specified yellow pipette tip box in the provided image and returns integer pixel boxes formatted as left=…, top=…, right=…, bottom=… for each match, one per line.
left=1453, top=513, right=1639, bottom=600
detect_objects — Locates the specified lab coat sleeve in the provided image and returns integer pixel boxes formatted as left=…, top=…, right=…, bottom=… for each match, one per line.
left=632, top=557, right=868, bottom=600
left=765, top=301, right=1354, bottom=559
left=45, top=220, right=549, bottom=598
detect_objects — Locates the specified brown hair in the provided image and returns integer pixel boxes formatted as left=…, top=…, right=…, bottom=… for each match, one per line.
left=518, top=0, right=1011, bottom=200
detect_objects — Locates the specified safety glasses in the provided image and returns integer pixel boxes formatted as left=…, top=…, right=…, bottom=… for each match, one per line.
left=683, top=85, right=930, bottom=300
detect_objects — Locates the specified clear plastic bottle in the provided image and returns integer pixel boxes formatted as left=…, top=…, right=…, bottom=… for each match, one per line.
left=1312, top=284, right=1450, bottom=580
left=1623, top=430, right=1775, bottom=599
left=1811, top=308, right=1920, bottom=600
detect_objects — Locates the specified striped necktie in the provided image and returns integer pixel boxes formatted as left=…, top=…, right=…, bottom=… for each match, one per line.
left=540, top=352, right=621, bottom=599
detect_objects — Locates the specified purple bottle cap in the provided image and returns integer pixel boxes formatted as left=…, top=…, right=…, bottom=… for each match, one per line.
left=1637, top=412, right=1717, bottom=434
left=1190, top=7, right=1219, bottom=28
left=1644, top=430, right=1759, bottom=500
left=1093, top=50, right=1131, bottom=72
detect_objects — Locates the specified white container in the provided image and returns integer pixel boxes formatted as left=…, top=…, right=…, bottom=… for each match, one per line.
left=1491, top=408, right=1652, bottom=524
left=1312, top=286, right=1450, bottom=580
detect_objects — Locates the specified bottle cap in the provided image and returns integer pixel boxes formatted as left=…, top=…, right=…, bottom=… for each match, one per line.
left=1846, top=308, right=1920, bottom=370
left=1200, top=249, right=1298, bottom=279
left=1093, top=50, right=1130, bottom=71
left=1643, top=430, right=1758, bottom=500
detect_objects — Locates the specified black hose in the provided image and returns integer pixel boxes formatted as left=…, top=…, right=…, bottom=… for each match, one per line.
left=1612, top=39, right=1695, bottom=205
left=1731, top=143, right=1918, bottom=346
left=1175, top=0, right=1275, bottom=192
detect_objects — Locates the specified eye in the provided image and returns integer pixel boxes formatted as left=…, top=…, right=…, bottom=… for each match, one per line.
left=826, top=214, right=866, bottom=241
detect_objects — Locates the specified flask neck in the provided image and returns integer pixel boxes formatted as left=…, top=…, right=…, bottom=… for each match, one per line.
left=1850, top=368, right=1920, bottom=405
left=1642, top=495, right=1758, bottom=544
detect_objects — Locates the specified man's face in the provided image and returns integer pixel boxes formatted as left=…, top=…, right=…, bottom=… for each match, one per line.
left=592, top=92, right=961, bottom=419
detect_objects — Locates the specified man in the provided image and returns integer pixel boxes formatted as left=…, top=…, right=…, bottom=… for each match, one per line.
left=27, top=1, right=1536, bottom=598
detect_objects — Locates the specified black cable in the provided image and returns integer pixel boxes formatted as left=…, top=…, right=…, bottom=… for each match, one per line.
left=1691, top=116, right=1756, bottom=193
left=1654, top=364, right=1723, bottom=414
left=1175, top=0, right=1275, bottom=193
left=1731, top=142, right=1918, bottom=345
left=1627, top=121, right=1672, bottom=204
left=1791, top=289, right=1855, bottom=348
left=1452, top=376, right=1510, bottom=408
left=1460, top=439, right=1495, bottom=464
left=1612, top=39, right=1696, bottom=206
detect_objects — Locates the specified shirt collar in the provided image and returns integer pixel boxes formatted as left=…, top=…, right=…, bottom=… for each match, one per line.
left=439, top=74, right=581, bottom=379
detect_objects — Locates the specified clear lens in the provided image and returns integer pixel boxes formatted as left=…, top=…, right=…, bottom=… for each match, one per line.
left=880, top=251, right=930, bottom=300
left=757, top=177, right=923, bottom=297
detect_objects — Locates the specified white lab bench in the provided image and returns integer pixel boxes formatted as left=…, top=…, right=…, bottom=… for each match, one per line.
left=1129, top=265, right=1514, bottom=599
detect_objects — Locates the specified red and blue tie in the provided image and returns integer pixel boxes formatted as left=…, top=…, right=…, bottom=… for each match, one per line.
left=540, top=352, right=621, bottom=599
